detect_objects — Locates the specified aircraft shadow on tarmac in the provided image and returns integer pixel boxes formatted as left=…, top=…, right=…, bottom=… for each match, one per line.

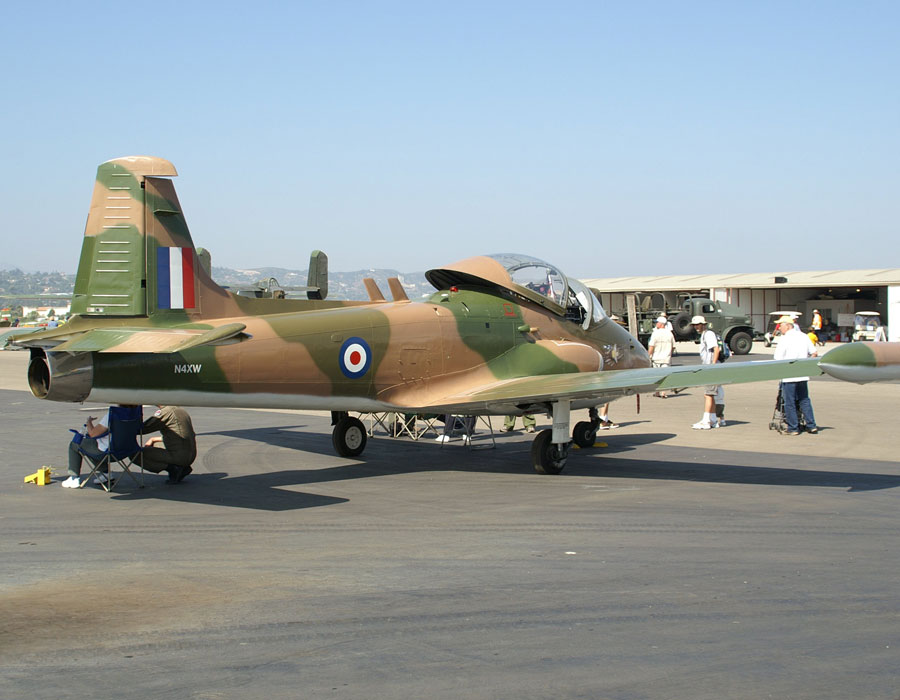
left=104, top=425, right=900, bottom=510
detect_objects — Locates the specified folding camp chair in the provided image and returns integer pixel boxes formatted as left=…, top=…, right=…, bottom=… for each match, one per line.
left=77, top=405, right=145, bottom=492
left=465, top=416, right=495, bottom=451
left=366, top=412, right=394, bottom=438
left=411, top=414, right=441, bottom=440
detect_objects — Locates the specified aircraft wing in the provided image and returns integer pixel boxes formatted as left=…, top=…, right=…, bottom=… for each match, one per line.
left=11, top=323, right=248, bottom=353
left=426, top=358, right=822, bottom=413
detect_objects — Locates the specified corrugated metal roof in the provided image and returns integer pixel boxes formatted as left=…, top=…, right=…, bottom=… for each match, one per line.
left=580, top=269, right=900, bottom=292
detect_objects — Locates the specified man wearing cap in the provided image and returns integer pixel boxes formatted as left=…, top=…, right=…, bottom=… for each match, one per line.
left=648, top=315, right=675, bottom=397
left=774, top=316, right=819, bottom=435
left=691, top=315, right=721, bottom=429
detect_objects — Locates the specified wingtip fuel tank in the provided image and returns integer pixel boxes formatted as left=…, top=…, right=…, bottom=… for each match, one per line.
left=818, top=342, right=900, bottom=383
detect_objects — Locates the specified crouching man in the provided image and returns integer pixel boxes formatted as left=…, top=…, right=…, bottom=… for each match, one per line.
left=142, top=405, right=197, bottom=483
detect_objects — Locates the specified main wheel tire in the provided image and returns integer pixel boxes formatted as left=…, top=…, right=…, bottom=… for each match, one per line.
left=729, top=331, right=753, bottom=355
left=531, top=429, right=568, bottom=475
left=332, top=416, right=367, bottom=457
left=572, top=421, right=598, bottom=448
left=672, top=312, right=694, bottom=339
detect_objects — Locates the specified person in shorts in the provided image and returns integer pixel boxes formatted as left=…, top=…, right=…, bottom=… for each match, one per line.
left=691, top=316, right=721, bottom=429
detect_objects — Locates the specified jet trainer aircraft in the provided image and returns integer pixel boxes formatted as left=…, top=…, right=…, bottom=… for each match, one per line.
left=15, top=156, right=900, bottom=474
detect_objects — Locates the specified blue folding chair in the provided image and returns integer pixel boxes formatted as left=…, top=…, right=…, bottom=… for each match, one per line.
left=77, top=405, right=145, bottom=492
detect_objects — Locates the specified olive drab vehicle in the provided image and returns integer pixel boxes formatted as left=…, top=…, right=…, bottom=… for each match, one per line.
left=670, top=298, right=756, bottom=354
left=14, top=157, right=900, bottom=474
left=627, top=293, right=756, bottom=354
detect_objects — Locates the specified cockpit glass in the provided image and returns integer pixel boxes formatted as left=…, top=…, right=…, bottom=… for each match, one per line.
left=487, top=254, right=567, bottom=307
left=567, top=278, right=607, bottom=326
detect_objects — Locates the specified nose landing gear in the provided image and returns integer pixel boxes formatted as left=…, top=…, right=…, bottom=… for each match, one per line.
left=531, top=400, right=573, bottom=474
left=531, top=430, right=570, bottom=474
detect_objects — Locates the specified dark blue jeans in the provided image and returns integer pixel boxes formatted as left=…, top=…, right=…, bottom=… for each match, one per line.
left=782, top=381, right=816, bottom=432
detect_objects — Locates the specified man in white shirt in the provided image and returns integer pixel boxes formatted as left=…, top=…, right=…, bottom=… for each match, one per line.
left=773, top=316, right=818, bottom=435
left=648, top=316, right=675, bottom=398
left=63, top=408, right=112, bottom=487
left=691, top=315, right=721, bottom=429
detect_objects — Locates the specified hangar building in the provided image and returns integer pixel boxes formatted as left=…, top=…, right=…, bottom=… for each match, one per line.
left=581, top=268, right=900, bottom=342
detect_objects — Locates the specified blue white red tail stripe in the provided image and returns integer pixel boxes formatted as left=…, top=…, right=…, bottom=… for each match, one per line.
left=157, top=247, right=196, bottom=309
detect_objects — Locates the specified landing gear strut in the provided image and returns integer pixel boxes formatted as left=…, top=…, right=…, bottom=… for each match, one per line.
left=332, top=415, right=367, bottom=457
left=531, top=430, right=569, bottom=474
left=531, top=400, right=572, bottom=474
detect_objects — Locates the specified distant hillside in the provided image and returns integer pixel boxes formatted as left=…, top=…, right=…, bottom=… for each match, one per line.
left=211, top=266, right=432, bottom=300
left=0, top=267, right=432, bottom=304
left=0, top=269, right=76, bottom=297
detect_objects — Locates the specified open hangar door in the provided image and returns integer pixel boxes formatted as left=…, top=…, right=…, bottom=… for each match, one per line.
left=712, top=285, right=888, bottom=340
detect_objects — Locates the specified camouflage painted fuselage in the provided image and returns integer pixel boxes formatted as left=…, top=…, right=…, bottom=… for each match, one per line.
left=83, top=287, right=646, bottom=413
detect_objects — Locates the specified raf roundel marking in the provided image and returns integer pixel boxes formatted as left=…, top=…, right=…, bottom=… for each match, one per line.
left=339, top=337, right=372, bottom=379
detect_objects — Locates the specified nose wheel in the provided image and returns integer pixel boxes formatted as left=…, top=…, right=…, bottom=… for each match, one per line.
left=531, top=429, right=569, bottom=474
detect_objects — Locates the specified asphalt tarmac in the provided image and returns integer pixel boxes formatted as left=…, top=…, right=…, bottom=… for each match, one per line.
left=1, top=346, right=898, bottom=699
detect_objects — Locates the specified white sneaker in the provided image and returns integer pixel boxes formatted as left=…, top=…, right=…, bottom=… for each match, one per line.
left=717, top=419, right=727, bottom=427
left=93, top=473, right=112, bottom=485
left=692, top=421, right=712, bottom=430
left=435, top=435, right=451, bottom=443
left=462, top=435, right=472, bottom=444
left=61, top=476, right=81, bottom=488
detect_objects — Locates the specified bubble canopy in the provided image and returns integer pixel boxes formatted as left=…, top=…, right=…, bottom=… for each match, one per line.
left=425, top=253, right=607, bottom=329
left=487, top=254, right=568, bottom=307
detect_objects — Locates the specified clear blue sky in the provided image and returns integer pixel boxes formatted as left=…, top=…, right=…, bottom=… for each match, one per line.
left=2, top=1, right=897, bottom=278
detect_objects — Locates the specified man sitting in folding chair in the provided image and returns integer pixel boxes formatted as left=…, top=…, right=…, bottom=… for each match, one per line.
left=61, top=405, right=144, bottom=491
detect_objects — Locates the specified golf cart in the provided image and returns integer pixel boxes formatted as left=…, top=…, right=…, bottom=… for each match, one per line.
left=852, top=311, right=882, bottom=342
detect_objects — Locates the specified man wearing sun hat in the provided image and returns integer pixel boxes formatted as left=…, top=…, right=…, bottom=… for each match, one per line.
left=690, top=315, right=721, bottom=429
left=774, top=315, right=819, bottom=435
left=648, top=315, right=675, bottom=397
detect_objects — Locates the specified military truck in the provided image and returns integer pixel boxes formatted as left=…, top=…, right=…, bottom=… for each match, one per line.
left=623, top=293, right=756, bottom=355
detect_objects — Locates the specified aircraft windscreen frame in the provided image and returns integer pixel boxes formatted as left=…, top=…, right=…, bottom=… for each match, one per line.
left=488, top=253, right=607, bottom=329
left=488, top=253, right=567, bottom=307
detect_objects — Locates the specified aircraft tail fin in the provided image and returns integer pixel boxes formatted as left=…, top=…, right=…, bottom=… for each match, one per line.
left=306, top=250, right=328, bottom=300
left=72, top=156, right=230, bottom=319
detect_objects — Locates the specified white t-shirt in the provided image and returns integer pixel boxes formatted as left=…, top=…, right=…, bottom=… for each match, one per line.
left=94, top=410, right=111, bottom=451
left=648, top=327, right=675, bottom=363
left=699, top=329, right=718, bottom=365
left=774, top=326, right=816, bottom=382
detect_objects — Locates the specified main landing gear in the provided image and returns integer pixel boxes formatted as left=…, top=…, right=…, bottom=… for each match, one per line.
left=572, top=406, right=602, bottom=449
left=332, top=414, right=367, bottom=457
left=332, top=405, right=603, bottom=474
